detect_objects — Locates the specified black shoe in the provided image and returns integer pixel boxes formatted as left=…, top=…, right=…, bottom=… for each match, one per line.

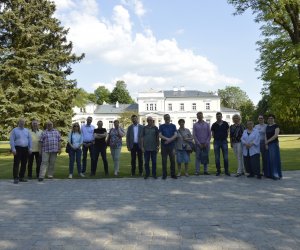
left=162, top=176, right=167, bottom=180
left=131, top=173, right=136, bottom=177
left=247, top=174, right=254, bottom=178
left=235, top=173, right=242, bottom=177
left=139, top=172, right=143, bottom=177
left=105, top=172, right=109, bottom=176
left=13, top=179, right=19, bottom=184
left=89, top=173, right=95, bottom=177
left=28, top=176, right=32, bottom=180
left=225, top=172, right=230, bottom=176
left=257, top=175, right=262, bottom=179
left=216, top=172, right=221, bottom=176
left=171, top=175, right=177, bottom=179
left=204, top=172, right=210, bottom=175
left=194, top=172, right=200, bottom=176
left=153, top=176, right=157, bottom=179
left=38, top=178, right=44, bottom=182
left=272, top=176, right=280, bottom=180
left=144, top=175, right=149, bottom=180
left=19, top=178, right=28, bottom=182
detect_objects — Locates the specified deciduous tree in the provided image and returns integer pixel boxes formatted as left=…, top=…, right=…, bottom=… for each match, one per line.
left=110, top=81, right=134, bottom=104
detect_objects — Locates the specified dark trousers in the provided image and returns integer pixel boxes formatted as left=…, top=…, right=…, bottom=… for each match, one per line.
left=161, top=146, right=176, bottom=177
left=82, top=144, right=95, bottom=174
left=244, top=153, right=260, bottom=176
left=27, top=152, right=41, bottom=178
left=144, top=151, right=157, bottom=177
left=260, top=141, right=267, bottom=175
left=69, top=148, right=82, bottom=175
left=130, top=143, right=143, bottom=175
left=13, top=146, right=28, bottom=179
left=213, top=140, right=229, bottom=173
left=93, top=146, right=108, bottom=175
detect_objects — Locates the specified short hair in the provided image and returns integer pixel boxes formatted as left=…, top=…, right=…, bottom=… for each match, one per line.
left=267, top=114, right=276, bottom=119
left=131, top=114, right=137, bottom=119
left=197, top=112, right=203, bottom=116
left=178, top=119, right=185, bottom=124
left=232, top=114, right=241, bottom=120
left=216, top=112, right=222, bottom=116
left=164, top=114, right=170, bottom=118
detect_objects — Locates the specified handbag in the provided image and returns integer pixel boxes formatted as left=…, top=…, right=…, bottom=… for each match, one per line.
left=178, top=129, right=195, bottom=153
left=65, top=132, right=73, bottom=153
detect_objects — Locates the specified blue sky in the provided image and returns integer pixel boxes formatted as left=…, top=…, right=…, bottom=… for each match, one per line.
left=53, top=0, right=262, bottom=104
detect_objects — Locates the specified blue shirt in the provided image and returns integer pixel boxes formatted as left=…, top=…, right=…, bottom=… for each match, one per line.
left=81, top=124, right=95, bottom=142
left=68, top=132, right=83, bottom=149
left=159, top=123, right=177, bottom=148
left=10, top=127, right=32, bottom=152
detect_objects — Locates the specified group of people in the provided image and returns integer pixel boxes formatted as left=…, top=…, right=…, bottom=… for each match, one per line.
left=9, top=112, right=282, bottom=183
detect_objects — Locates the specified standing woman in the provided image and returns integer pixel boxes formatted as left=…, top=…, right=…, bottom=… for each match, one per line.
left=230, top=114, right=245, bottom=177
left=176, top=119, right=193, bottom=177
left=265, top=114, right=282, bottom=180
left=241, top=121, right=261, bottom=179
left=68, top=122, right=84, bottom=179
left=107, top=120, right=125, bottom=176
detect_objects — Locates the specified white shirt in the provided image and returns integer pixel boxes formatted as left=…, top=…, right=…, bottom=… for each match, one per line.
left=254, top=124, right=267, bottom=142
left=133, top=125, right=139, bottom=143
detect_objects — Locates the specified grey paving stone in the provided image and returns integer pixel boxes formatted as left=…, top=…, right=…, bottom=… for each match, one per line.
left=0, top=171, right=300, bottom=249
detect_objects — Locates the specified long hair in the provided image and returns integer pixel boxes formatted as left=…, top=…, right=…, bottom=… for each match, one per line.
left=72, top=122, right=81, bottom=134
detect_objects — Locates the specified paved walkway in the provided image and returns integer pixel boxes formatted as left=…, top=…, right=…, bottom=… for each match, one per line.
left=0, top=171, right=300, bottom=250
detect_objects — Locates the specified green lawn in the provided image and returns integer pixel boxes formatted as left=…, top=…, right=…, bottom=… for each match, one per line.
left=0, top=136, right=299, bottom=179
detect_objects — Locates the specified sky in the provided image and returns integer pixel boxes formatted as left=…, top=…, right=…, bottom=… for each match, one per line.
left=53, top=0, right=262, bottom=104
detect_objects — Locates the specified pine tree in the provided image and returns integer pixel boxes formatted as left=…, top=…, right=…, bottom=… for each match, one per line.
left=0, top=0, right=84, bottom=139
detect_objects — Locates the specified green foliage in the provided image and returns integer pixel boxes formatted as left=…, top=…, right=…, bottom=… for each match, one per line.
left=0, top=0, right=84, bottom=139
left=228, top=0, right=300, bottom=132
left=94, top=86, right=111, bottom=105
left=110, top=81, right=134, bottom=104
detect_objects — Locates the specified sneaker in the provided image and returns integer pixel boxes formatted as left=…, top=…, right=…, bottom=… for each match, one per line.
left=203, top=172, right=210, bottom=175
left=80, top=173, right=85, bottom=178
left=194, top=172, right=200, bottom=176
left=185, top=173, right=189, bottom=177
left=235, top=173, right=243, bottom=177
left=177, top=173, right=181, bottom=177
left=13, top=179, right=19, bottom=184
left=47, top=176, right=53, bottom=179
left=68, top=174, right=73, bottom=179
left=19, top=178, right=28, bottom=182
left=114, top=171, right=118, bottom=176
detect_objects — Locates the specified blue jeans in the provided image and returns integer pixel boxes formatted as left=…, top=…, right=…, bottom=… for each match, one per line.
left=161, top=146, right=176, bottom=177
left=82, top=144, right=95, bottom=174
left=69, top=148, right=82, bottom=175
left=144, top=151, right=157, bottom=177
left=213, top=140, right=229, bottom=173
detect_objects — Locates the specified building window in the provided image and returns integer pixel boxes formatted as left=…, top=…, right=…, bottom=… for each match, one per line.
left=109, top=121, right=114, bottom=129
left=180, top=103, right=184, bottom=111
left=168, top=103, right=172, bottom=111
left=150, top=104, right=153, bottom=111
left=80, top=107, right=86, bottom=113
left=206, top=103, right=210, bottom=110
left=146, top=104, right=149, bottom=111
left=154, top=104, right=157, bottom=111
left=192, top=119, right=197, bottom=124
left=192, top=103, right=196, bottom=110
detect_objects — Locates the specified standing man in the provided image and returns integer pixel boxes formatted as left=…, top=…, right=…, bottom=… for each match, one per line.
left=159, top=114, right=177, bottom=179
left=39, top=121, right=61, bottom=181
left=81, top=116, right=95, bottom=175
left=141, top=116, right=159, bottom=179
left=93, top=120, right=109, bottom=176
left=193, top=112, right=211, bottom=175
left=126, top=114, right=144, bottom=176
left=254, top=115, right=267, bottom=176
left=28, top=120, right=42, bottom=179
left=10, top=118, right=32, bottom=184
left=211, top=112, right=230, bottom=176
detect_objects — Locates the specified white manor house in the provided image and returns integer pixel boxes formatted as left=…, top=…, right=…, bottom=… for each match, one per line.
left=73, top=88, right=239, bottom=131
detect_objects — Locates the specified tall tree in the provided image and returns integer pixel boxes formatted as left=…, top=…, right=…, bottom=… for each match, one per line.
left=0, top=0, right=84, bottom=139
left=94, top=86, right=111, bottom=105
left=228, top=0, right=300, bottom=131
left=110, top=81, right=134, bottom=104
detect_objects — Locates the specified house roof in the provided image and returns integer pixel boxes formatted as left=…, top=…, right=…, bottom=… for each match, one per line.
left=163, top=90, right=217, bottom=98
left=94, top=103, right=138, bottom=114
left=220, top=106, right=239, bottom=112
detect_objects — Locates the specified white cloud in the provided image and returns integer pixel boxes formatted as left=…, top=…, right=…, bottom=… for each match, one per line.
left=92, top=82, right=115, bottom=92
left=52, top=0, right=75, bottom=10
left=121, top=0, right=146, bottom=17
left=54, top=1, right=242, bottom=95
